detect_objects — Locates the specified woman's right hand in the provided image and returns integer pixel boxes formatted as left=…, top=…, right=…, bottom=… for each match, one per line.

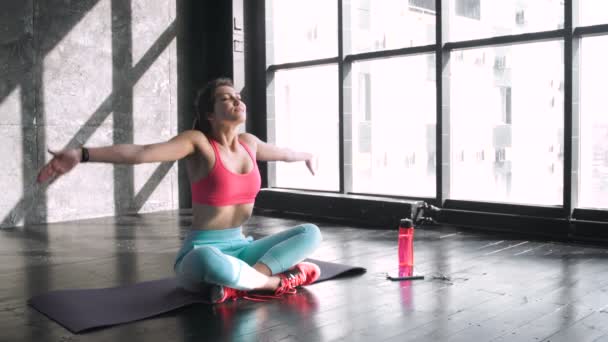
left=37, top=148, right=81, bottom=184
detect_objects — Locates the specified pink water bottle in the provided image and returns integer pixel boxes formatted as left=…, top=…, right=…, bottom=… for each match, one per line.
left=398, top=218, right=414, bottom=277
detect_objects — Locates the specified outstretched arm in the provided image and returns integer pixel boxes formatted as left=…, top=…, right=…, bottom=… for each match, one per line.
left=37, top=130, right=200, bottom=183
left=241, top=133, right=316, bottom=175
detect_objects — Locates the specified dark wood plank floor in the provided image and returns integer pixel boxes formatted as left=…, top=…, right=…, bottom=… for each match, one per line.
left=2, top=210, right=608, bottom=341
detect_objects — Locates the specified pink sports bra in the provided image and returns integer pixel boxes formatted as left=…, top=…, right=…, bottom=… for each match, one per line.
left=191, top=138, right=261, bottom=206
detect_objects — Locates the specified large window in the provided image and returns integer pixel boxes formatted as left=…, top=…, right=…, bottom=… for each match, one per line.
left=449, top=0, right=563, bottom=42
left=347, top=0, right=436, bottom=54
left=267, top=0, right=337, bottom=65
left=579, top=0, right=608, bottom=26
left=263, top=0, right=608, bottom=226
left=351, top=55, right=436, bottom=197
left=450, top=42, right=564, bottom=205
left=455, top=0, right=480, bottom=20
left=270, top=66, right=340, bottom=191
left=579, top=35, right=608, bottom=209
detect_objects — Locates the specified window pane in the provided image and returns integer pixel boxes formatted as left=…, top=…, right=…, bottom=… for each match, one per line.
left=580, top=36, right=608, bottom=209
left=450, top=41, right=564, bottom=205
left=267, top=0, right=338, bottom=65
left=579, top=0, right=608, bottom=26
left=272, top=66, right=340, bottom=191
left=347, top=0, right=435, bottom=54
left=448, top=0, right=563, bottom=42
left=351, top=55, right=436, bottom=197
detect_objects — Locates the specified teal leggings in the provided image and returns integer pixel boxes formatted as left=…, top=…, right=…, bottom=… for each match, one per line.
left=174, top=223, right=322, bottom=291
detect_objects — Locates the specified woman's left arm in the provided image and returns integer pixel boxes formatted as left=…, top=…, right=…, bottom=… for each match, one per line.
left=241, top=133, right=315, bottom=175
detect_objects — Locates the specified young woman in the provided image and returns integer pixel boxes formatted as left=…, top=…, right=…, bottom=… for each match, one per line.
left=37, top=78, right=322, bottom=303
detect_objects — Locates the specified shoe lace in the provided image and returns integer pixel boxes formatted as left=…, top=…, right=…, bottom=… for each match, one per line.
left=275, top=271, right=305, bottom=296
left=240, top=276, right=300, bottom=301
left=220, top=270, right=306, bottom=303
left=222, top=288, right=289, bottom=303
left=223, top=289, right=249, bottom=302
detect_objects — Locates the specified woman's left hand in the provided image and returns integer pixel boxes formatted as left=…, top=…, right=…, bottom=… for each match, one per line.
left=37, top=148, right=81, bottom=183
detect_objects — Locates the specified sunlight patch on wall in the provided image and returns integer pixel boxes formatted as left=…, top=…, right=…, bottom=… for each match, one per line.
left=42, top=0, right=114, bottom=222
left=131, top=0, right=176, bottom=65
left=45, top=113, right=116, bottom=223
left=132, top=38, right=177, bottom=212
left=43, top=0, right=112, bottom=128
left=0, top=85, right=22, bottom=125
left=0, top=114, right=24, bottom=227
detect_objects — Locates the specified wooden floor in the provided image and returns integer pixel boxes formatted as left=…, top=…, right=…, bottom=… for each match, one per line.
left=3, top=210, right=608, bottom=341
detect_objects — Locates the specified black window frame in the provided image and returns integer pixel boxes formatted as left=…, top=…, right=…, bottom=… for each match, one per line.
left=246, top=0, right=608, bottom=243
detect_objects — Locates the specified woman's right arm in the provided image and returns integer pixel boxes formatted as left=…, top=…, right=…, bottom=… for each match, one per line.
left=37, top=130, right=202, bottom=183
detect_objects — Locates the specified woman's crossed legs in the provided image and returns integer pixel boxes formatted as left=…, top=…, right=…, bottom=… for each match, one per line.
left=175, top=223, right=322, bottom=301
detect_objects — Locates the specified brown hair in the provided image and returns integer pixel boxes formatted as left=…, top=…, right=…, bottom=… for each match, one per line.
left=193, top=77, right=234, bottom=134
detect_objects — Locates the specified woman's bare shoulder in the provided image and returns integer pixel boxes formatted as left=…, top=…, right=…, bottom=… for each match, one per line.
left=239, top=132, right=262, bottom=153
left=180, top=130, right=213, bottom=156
left=180, top=129, right=206, bottom=139
left=238, top=132, right=260, bottom=146
left=180, top=129, right=208, bottom=144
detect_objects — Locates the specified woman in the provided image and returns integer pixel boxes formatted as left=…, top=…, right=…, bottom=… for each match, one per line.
left=37, top=77, right=322, bottom=303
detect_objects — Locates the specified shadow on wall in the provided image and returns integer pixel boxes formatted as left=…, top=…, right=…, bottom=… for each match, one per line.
left=0, top=0, right=180, bottom=228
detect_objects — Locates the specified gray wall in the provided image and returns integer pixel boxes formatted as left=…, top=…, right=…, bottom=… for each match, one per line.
left=0, top=0, right=181, bottom=228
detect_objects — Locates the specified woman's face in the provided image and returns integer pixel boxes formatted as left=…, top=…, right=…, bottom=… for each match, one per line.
left=210, top=85, right=246, bottom=123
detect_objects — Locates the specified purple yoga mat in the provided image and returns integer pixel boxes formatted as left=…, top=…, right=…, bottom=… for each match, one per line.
left=28, top=258, right=365, bottom=333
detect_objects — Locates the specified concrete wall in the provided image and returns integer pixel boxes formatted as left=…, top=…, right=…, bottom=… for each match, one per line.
left=0, top=0, right=180, bottom=227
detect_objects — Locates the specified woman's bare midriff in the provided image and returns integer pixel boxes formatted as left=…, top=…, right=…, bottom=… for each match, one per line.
left=191, top=202, right=254, bottom=230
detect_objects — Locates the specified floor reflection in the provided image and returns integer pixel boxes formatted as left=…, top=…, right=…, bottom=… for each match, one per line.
left=178, top=288, right=320, bottom=341
left=558, top=254, right=575, bottom=328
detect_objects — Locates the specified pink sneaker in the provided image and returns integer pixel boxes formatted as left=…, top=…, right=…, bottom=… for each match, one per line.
left=210, top=285, right=284, bottom=303
left=209, top=285, right=248, bottom=303
left=274, top=262, right=321, bottom=296
left=210, top=262, right=321, bottom=303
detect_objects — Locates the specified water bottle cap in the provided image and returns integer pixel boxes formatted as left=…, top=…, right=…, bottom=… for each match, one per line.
left=399, top=218, right=413, bottom=228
